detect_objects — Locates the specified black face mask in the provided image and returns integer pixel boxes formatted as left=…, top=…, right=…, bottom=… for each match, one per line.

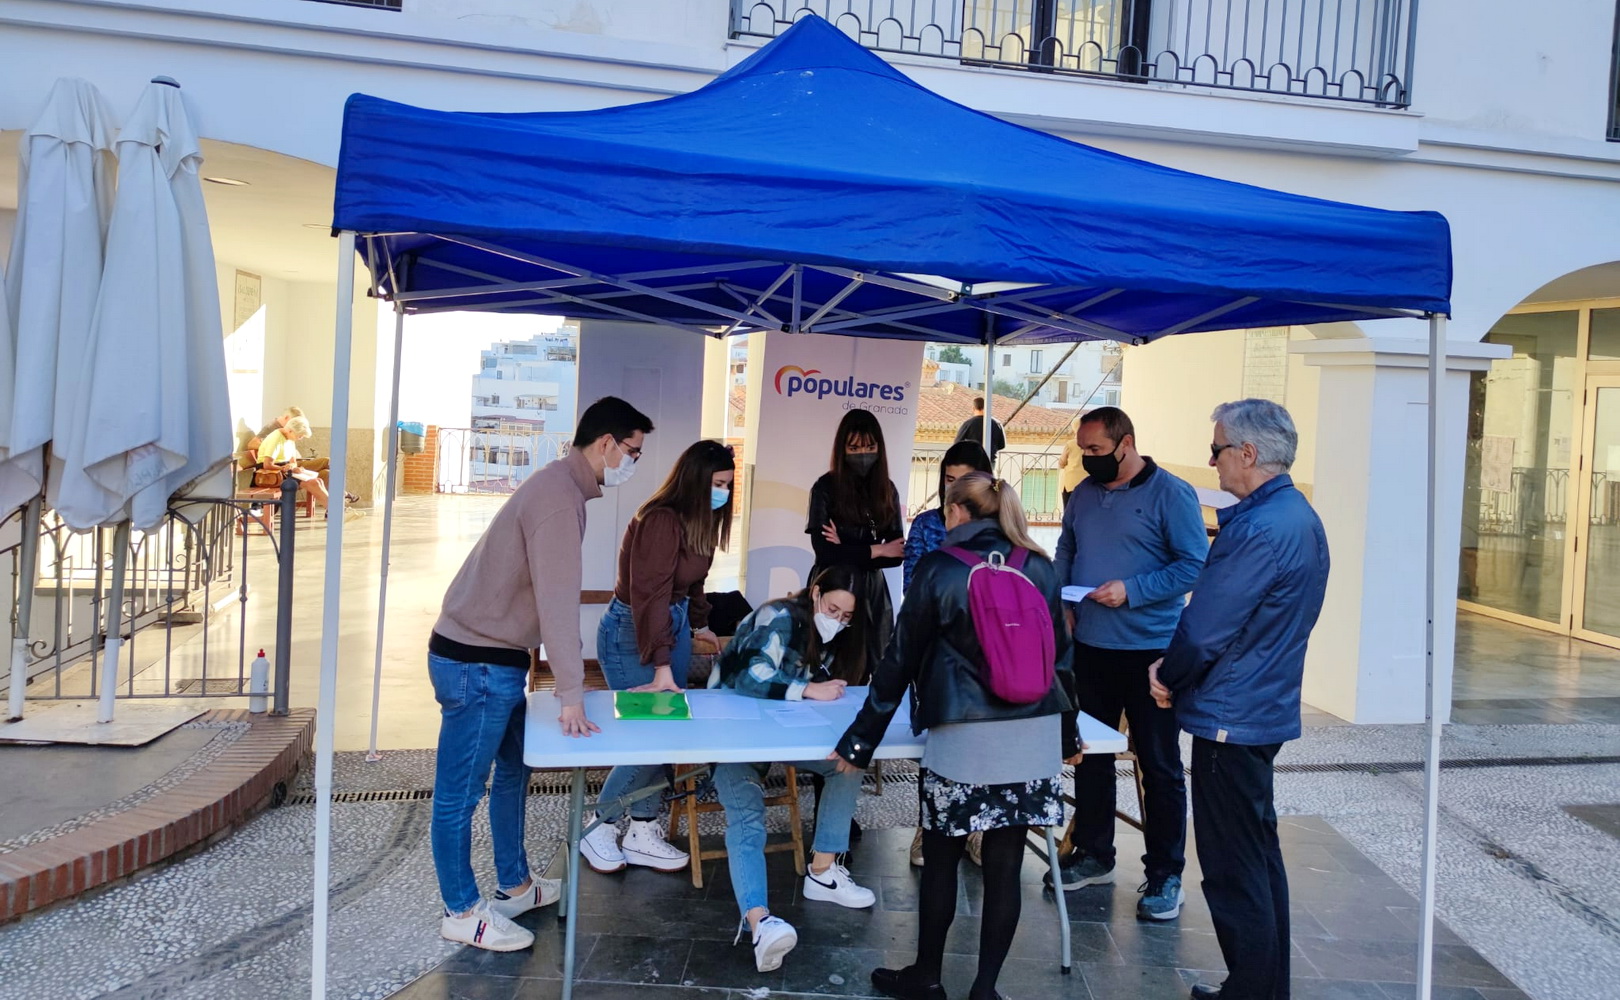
left=846, top=452, right=878, bottom=475
left=1081, top=447, right=1123, bottom=483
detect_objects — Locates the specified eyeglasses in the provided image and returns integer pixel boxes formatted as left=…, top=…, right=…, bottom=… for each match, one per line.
left=1210, top=443, right=1239, bottom=461
left=617, top=440, right=643, bottom=462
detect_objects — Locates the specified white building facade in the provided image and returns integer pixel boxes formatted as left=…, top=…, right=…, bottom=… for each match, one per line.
left=467, top=330, right=578, bottom=489
left=4, top=0, right=1620, bottom=722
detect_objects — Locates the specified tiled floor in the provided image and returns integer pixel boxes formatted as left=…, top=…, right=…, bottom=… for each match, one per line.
left=400, top=822, right=1527, bottom=1000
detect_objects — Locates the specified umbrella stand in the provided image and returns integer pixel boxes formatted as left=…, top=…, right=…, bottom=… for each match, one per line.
left=365, top=304, right=407, bottom=763
left=7, top=495, right=43, bottom=721
left=96, top=520, right=131, bottom=723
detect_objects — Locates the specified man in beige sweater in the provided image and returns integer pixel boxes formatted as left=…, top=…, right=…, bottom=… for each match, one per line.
left=428, top=395, right=653, bottom=952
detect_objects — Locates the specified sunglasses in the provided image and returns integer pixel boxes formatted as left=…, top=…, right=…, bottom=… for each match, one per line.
left=1210, top=443, right=1240, bottom=461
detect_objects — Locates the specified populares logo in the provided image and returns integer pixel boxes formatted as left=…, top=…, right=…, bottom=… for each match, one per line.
left=773, top=365, right=908, bottom=403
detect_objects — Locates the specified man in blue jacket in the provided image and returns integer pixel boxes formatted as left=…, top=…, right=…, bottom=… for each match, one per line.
left=1151, top=398, right=1329, bottom=1000
left=1052, top=407, right=1207, bottom=920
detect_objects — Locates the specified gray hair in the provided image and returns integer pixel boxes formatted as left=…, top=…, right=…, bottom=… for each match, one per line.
left=284, top=416, right=313, bottom=439
left=1212, top=399, right=1297, bottom=473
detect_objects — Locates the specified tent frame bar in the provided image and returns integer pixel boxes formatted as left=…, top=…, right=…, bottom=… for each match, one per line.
left=1417, top=311, right=1447, bottom=1000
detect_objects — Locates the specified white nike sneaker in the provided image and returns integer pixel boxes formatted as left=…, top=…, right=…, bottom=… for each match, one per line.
left=579, top=816, right=627, bottom=873
left=440, top=900, right=535, bottom=952
left=620, top=818, right=689, bottom=872
left=803, top=859, right=876, bottom=909
left=747, top=915, right=798, bottom=973
left=488, top=878, right=561, bottom=920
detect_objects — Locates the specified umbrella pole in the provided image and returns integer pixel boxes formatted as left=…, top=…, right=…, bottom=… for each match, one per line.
left=96, top=521, right=131, bottom=724
left=8, top=495, right=43, bottom=721
left=1416, top=312, right=1447, bottom=1000
left=311, top=231, right=357, bottom=1000
left=366, top=305, right=406, bottom=763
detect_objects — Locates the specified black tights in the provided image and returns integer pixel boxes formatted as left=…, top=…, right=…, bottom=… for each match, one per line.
left=913, top=825, right=1027, bottom=1000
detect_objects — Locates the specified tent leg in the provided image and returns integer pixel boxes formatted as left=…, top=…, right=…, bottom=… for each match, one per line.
left=96, top=521, right=131, bottom=724
left=311, top=231, right=357, bottom=1000
left=982, top=319, right=995, bottom=466
left=8, top=495, right=43, bottom=721
left=1416, top=313, right=1447, bottom=1000
left=366, top=306, right=407, bottom=763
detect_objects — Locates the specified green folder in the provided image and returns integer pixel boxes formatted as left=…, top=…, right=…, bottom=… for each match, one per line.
left=613, top=691, right=692, bottom=720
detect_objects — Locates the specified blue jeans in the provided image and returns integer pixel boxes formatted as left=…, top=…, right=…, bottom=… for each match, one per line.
left=595, top=597, right=690, bottom=822
left=714, top=756, right=862, bottom=917
left=428, top=653, right=531, bottom=914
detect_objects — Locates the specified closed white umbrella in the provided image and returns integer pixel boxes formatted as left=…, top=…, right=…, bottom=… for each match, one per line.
left=1, top=78, right=118, bottom=515
left=55, top=77, right=232, bottom=532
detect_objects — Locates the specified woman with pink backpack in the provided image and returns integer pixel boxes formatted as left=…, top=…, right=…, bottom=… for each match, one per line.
left=832, top=471, right=1082, bottom=1000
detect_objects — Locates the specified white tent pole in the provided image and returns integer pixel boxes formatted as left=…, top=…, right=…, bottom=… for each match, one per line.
left=311, top=230, right=357, bottom=1000
left=1417, top=312, right=1447, bottom=1000
left=8, top=495, right=43, bottom=721
left=96, top=521, right=131, bottom=723
left=366, top=305, right=407, bottom=763
left=982, top=317, right=995, bottom=464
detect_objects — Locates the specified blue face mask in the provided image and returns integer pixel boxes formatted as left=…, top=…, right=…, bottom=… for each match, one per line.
left=710, top=486, right=731, bottom=510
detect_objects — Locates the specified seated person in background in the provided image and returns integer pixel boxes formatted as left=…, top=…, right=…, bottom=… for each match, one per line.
left=258, top=406, right=355, bottom=502
left=707, top=565, right=877, bottom=974
left=258, top=416, right=338, bottom=516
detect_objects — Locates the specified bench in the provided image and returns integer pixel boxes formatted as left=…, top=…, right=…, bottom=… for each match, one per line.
left=235, top=439, right=314, bottom=533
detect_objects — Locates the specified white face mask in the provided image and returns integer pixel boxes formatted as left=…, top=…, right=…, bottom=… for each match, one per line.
left=813, top=611, right=846, bottom=643
left=602, top=446, right=637, bottom=487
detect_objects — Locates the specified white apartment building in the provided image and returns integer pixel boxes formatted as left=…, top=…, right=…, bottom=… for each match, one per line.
left=467, top=330, right=578, bottom=488
left=3, top=0, right=1619, bottom=724
left=924, top=340, right=1121, bottom=409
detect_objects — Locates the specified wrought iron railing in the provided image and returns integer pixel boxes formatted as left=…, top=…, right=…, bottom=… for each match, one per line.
left=732, top=0, right=1418, bottom=106
left=908, top=445, right=1066, bottom=524
left=3, top=488, right=299, bottom=714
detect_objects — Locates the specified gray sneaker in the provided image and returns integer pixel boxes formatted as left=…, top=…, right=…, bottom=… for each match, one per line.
left=1137, top=874, right=1184, bottom=920
left=1051, top=852, right=1114, bottom=890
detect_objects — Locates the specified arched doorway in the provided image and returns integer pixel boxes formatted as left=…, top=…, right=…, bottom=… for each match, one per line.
left=1459, top=263, right=1620, bottom=647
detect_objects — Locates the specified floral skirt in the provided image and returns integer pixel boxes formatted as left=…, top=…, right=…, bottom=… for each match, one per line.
left=919, top=767, right=1065, bottom=837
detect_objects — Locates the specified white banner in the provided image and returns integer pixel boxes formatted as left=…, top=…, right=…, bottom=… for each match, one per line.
left=743, top=333, right=923, bottom=608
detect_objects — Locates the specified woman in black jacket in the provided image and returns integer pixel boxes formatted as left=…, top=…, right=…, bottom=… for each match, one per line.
left=806, top=408, right=905, bottom=682
left=833, top=472, right=1082, bottom=1000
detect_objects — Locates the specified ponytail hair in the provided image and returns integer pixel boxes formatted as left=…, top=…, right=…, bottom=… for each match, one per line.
left=944, top=472, right=1047, bottom=559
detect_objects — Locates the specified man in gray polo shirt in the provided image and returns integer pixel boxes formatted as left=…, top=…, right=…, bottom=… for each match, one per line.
left=1053, top=407, right=1207, bottom=920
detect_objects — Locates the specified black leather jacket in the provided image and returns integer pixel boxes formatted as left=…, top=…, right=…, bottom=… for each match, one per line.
left=835, top=519, right=1079, bottom=769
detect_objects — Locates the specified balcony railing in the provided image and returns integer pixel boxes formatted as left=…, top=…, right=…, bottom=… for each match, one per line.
left=732, top=0, right=1418, bottom=107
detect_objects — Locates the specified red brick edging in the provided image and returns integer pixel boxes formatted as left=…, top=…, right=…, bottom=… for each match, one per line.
left=0, top=708, right=315, bottom=922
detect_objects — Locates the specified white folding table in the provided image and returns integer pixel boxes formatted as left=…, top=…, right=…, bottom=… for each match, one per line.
left=523, top=687, right=1128, bottom=1000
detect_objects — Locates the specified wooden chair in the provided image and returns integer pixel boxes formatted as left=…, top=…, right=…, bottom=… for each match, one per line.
left=234, top=437, right=314, bottom=534
left=666, top=764, right=805, bottom=889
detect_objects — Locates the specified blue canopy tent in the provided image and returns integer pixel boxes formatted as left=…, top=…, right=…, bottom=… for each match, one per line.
left=314, top=14, right=1455, bottom=1000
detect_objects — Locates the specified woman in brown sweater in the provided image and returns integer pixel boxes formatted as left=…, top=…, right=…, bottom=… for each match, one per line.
left=579, top=439, right=735, bottom=874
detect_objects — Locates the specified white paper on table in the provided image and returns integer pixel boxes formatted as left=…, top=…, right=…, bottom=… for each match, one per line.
left=766, top=702, right=833, bottom=728
left=1062, top=585, right=1102, bottom=602
left=689, top=692, right=763, bottom=721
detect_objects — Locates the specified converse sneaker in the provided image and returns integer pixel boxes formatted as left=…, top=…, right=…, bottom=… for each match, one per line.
left=1137, top=874, right=1185, bottom=921
left=743, top=914, right=798, bottom=973
left=489, top=878, right=561, bottom=920
left=620, top=818, right=689, bottom=872
left=803, top=859, right=876, bottom=909
left=440, top=900, right=534, bottom=952
left=579, top=817, right=627, bottom=873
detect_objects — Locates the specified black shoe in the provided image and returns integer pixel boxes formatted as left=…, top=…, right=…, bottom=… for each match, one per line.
left=1189, top=984, right=1222, bottom=999
left=871, top=966, right=946, bottom=1000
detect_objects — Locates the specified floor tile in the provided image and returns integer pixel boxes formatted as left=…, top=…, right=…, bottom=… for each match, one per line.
left=575, top=933, right=691, bottom=985
left=388, top=973, right=525, bottom=1000
left=1078, top=960, right=1199, bottom=999
left=1106, top=921, right=1228, bottom=971
left=1376, top=983, right=1489, bottom=999
left=1287, top=978, right=1390, bottom=999
left=776, top=945, right=888, bottom=996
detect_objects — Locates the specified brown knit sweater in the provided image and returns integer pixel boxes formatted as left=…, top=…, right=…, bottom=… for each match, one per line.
left=434, top=448, right=601, bottom=707
left=611, top=506, right=714, bottom=667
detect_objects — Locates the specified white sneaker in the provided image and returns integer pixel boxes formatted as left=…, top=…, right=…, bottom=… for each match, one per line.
left=748, top=915, right=798, bottom=973
left=440, top=900, right=535, bottom=952
left=488, top=878, right=561, bottom=920
left=579, top=817, right=627, bottom=873
left=620, top=819, right=689, bottom=872
left=803, top=859, right=876, bottom=909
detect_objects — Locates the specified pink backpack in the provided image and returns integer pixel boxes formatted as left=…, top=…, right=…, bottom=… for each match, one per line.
left=943, top=546, right=1056, bottom=704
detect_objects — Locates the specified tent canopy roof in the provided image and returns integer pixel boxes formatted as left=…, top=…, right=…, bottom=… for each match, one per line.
left=332, top=15, right=1451, bottom=345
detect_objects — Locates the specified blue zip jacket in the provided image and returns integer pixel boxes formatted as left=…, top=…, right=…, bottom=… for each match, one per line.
left=1157, top=475, right=1329, bottom=746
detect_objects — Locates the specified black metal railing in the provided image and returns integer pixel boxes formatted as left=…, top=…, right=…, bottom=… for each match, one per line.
left=1609, top=1, right=1620, bottom=140
left=3, top=485, right=298, bottom=715
left=303, top=0, right=402, bottom=10
left=732, top=0, right=1419, bottom=106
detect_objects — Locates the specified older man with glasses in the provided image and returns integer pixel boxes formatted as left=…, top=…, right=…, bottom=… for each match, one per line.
left=1149, top=398, right=1330, bottom=1000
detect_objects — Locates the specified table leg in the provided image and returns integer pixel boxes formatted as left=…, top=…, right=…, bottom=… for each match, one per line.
left=561, top=767, right=585, bottom=1000
left=1044, top=826, right=1072, bottom=974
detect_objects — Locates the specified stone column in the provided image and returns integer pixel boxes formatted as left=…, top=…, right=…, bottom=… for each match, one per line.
left=1291, top=336, right=1507, bottom=723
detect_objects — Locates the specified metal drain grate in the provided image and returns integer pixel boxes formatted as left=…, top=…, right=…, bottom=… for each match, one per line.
left=174, top=678, right=245, bottom=695
left=285, top=788, right=434, bottom=806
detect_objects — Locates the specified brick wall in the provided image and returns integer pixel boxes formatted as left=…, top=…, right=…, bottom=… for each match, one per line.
left=402, top=425, right=438, bottom=495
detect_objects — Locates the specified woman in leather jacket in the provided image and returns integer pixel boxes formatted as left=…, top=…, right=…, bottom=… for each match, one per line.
left=833, top=472, right=1082, bottom=1000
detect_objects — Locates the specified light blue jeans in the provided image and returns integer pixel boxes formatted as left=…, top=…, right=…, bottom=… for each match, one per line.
left=714, top=756, right=863, bottom=917
left=596, top=597, right=690, bottom=822
left=428, top=653, right=531, bottom=914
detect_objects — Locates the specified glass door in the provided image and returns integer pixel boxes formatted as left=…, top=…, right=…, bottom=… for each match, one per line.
left=1574, top=378, right=1620, bottom=644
